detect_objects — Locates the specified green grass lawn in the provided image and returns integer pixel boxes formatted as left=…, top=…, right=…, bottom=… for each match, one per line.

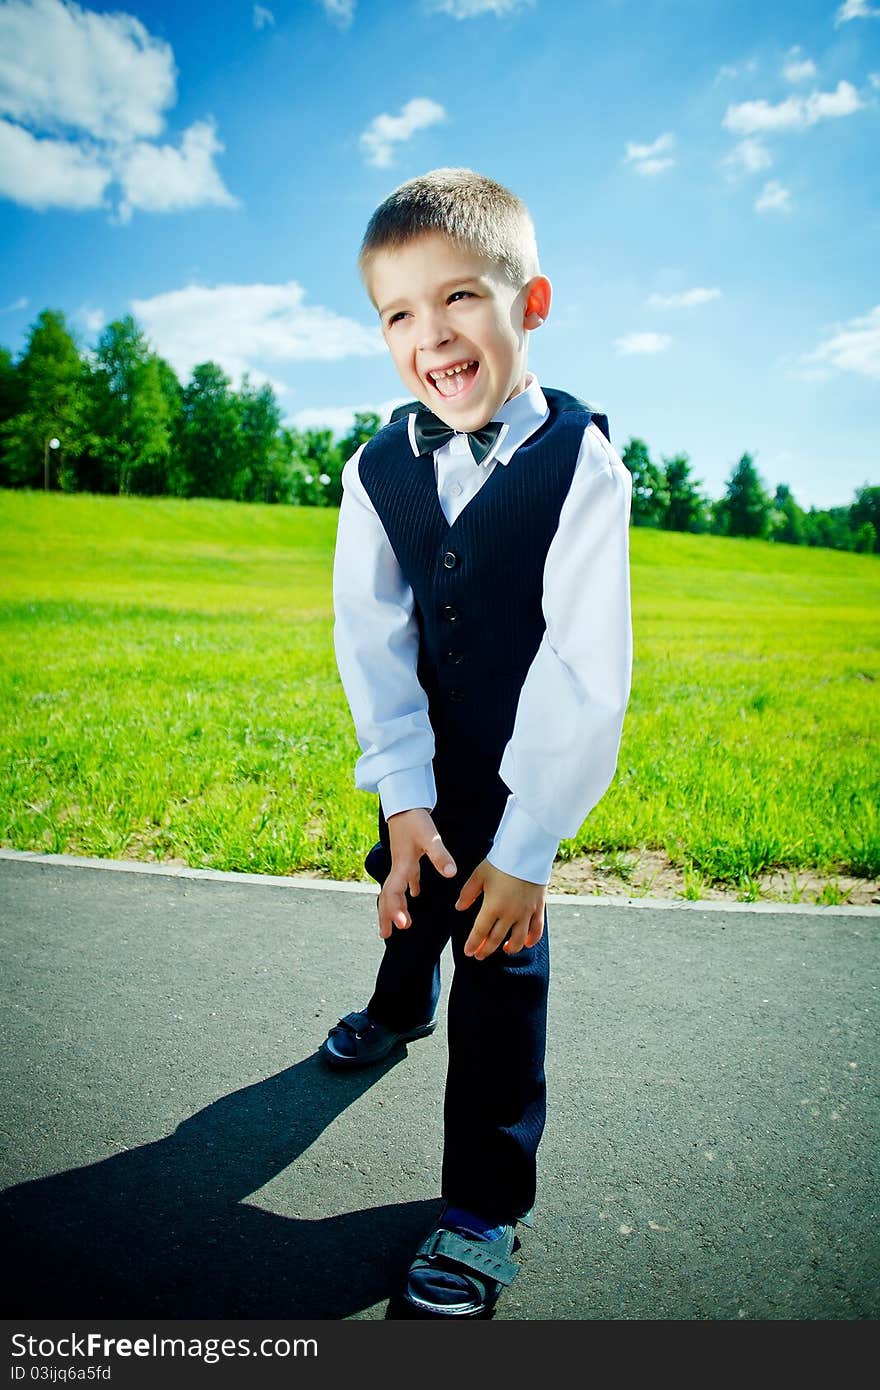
left=1, top=488, right=877, bottom=899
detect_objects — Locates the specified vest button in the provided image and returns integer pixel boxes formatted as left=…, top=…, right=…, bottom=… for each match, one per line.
left=446, top=650, right=465, bottom=665
left=449, top=689, right=466, bottom=703
left=440, top=605, right=460, bottom=623
left=442, top=550, right=459, bottom=569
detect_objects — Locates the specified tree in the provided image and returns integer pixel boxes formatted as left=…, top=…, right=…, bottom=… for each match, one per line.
left=171, top=362, right=240, bottom=498
left=231, top=375, right=286, bottom=502
left=0, top=345, right=23, bottom=426
left=0, top=310, right=87, bottom=488
left=82, top=317, right=177, bottom=494
left=621, top=436, right=668, bottom=527
left=769, top=482, right=807, bottom=546
left=0, top=346, right=25, bottom=486
left=804, top=505, right=855, bottom=552
left=850, top=485, right=880, bottom=554
left=717, top=452, right=772, bottom=539
left=661, top=453, right=706, bottom=532
left=339, top=410, right=381, bottom=462
left=854, top=521, right=877, bottom=554
left=288, top=427, right=343, bottom=507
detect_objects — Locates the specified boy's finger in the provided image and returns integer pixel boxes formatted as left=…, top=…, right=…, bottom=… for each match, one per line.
left=378, top=882, right=411, bottom=936
left=474, top=919, right=513, bottom=960
left=424, top=834, right=457, bottom=881
left=455, top=872, right=483, bottom=912
left=463, top=907, right=498, bottom=957
left=524, top=908, right=545, bottom=948
left=392, top=894, right=412, bottom=930
left=502, top=919, right=530, bottom=955
left=380, top=908, right=410, bottom=937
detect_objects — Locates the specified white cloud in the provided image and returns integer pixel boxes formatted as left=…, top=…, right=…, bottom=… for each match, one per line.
left=724, top=136, right=773, bottom=174
left=714, top=59, right=758, bottom=84
left=0, top=0, right=176, bottom=142
left=782, top=48, right=816, bottom=83
left=634, top=157, right=675, bottom=176
left=623, top=132, right=675, bottom=176
left=647, top=288, right=721, bottom=309
left=292, top=397, right=408, bottom=434
left=835, top=1, right=880, bottom=23
left=806, top=82, right=866, bottom=120
left=755, top=180, right=792, bottom=213
left=253, top=5, right=275, bottom=29
left=321, top=0, right=356, bottom=27
left=798, top=305, right=880, bottom=381
left=614, top=332, right=672, bottom=356
left=130, top=281, right=384, bottom=390
left=428, top=0, right=533, bottom=15
left=0, top=0, right=236, bottom=221
left=870, top=72, right=880, bottom=89
left=0, top=117, right=111, bottom=209
left=1, top=296, right=29, bottom=312
left=77, top=304, right=105, bottom=334
left=723, top=80, right=864, bottom=135
left=116, top=119, right=239, bottom=223
left=360, top=97, right=446, bottom=168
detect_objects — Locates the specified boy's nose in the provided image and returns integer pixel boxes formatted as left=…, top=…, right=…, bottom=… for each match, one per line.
left=416, top=313, right=453, bottom=353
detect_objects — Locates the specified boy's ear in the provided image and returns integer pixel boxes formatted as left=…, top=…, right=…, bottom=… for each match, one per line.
left=522, top=275, right=552, bottom=331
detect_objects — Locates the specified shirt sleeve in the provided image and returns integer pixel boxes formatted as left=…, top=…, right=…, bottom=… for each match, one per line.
left=332, top=443, right=437, bottom=819
left=487, top=423, right=634, bottom=885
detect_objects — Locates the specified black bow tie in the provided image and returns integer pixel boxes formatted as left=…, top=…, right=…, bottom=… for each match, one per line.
left=413, top=407, right=504, bottom=465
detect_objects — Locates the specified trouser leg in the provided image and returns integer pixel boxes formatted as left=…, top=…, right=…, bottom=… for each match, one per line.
left=441, top=903, right=550, bottom=1226
left=363, top=815, right=451, bottom=1034
left=366, top=889, right=449, bottom=1033
left=363, top=800, right=549, bottom=1223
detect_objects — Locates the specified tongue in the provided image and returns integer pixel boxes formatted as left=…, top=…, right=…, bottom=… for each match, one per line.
left=434, top=363, right=477, bottom=397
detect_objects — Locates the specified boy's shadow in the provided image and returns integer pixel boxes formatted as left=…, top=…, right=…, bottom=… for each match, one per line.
left=1, top=1051, right=442, bottom=1319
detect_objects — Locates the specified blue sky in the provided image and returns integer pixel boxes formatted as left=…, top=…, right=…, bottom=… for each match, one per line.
left=0, top=0, right=877, bottom=508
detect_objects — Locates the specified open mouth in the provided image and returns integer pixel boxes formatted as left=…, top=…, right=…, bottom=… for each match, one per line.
left=426, top=360, right=479, bottom=399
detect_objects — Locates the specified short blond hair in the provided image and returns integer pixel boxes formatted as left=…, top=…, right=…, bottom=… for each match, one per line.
left=358, top=167, right=540, bottom=288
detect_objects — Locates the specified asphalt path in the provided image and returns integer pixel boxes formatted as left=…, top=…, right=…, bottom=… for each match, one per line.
left=1, top=852, right=877, bottom=1321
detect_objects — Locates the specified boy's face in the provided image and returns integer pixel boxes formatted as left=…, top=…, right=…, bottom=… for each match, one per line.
left=366, top=231, right=550, bottom=432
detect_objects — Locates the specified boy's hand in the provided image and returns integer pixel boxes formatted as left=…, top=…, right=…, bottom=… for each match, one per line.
left=456, top=860, right=546, bottom=960
left=379, top=808, right=457, bottom=938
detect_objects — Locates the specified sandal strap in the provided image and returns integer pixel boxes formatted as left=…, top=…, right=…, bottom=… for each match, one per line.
left=418, top=1229, right=519, bottom=1287
left=336, top=1011, right=371, bottom=1034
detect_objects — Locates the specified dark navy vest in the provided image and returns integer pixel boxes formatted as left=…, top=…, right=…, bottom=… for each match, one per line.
left=359, top=389, right=609, bottom=820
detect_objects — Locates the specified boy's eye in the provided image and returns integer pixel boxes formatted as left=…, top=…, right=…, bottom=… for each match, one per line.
left=448, top=291, right=474, bottom=303
left=387, top=310, right=409, bottom=326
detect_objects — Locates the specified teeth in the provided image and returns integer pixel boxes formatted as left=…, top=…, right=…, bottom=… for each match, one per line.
left=430, top=361, right=474, bottom=380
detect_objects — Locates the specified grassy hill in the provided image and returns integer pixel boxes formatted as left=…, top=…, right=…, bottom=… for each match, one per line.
left=1, top=488, right=877, bottom=903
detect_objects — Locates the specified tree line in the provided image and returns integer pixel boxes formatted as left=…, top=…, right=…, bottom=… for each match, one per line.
left=1, top=309, right=877, bottom=554
left=622, top=439, right=877, bottom=553
left=0, top=310, right=367, bottom=508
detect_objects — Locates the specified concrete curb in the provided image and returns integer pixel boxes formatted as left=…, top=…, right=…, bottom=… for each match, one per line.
left=2, top=847, right=877, bottom=916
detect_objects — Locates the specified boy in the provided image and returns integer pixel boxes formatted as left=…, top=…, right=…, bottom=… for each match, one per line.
left=322, top=169, right=633, bottom=1318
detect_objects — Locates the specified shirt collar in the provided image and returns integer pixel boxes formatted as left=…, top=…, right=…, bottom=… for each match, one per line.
left=489, top=374, right=549, bottom=465
left=405, top=373, right=549, bottom=467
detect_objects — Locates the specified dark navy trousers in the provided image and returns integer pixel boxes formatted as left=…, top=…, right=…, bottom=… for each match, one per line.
left=363, top=803, right=550, bottom=1227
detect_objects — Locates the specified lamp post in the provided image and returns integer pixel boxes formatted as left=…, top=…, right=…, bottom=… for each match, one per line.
left=43, top=436, right=60, bottom=490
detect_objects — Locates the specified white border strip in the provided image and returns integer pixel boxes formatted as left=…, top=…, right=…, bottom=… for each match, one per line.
left=1, top=849, right=877, bottom=916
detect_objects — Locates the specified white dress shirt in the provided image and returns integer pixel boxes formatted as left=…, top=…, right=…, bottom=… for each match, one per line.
left=332, top=374, right=633, bottom=885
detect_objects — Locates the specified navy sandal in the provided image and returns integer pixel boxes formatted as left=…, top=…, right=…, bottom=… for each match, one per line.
left=401, top=1222, right=520, bottom=1318
left=319, top=1009, right=437, bottom=1069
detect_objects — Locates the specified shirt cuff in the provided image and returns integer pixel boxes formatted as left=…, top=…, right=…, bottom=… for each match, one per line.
left=377, top=765, right=437, bottom=820
left=486, top=795, right=560, bottom=886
